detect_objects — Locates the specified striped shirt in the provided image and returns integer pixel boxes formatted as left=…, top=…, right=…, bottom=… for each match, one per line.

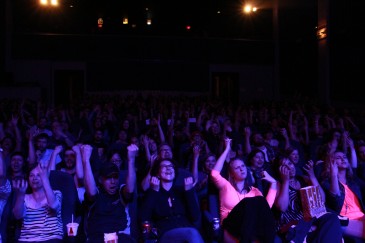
left=18, top=190, right=63, bottom=242
left=275, top=186, right=304, bottom=231
left=0, top=179, right=12, bottom=241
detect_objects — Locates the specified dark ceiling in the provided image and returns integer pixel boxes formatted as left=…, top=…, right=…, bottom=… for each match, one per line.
left=9, top=0, right=319, bottom=41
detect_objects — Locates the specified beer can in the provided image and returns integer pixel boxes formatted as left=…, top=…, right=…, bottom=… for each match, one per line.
left=212, top=218, right=220, bottom=231
left=142, top=221, right=152, bottom=234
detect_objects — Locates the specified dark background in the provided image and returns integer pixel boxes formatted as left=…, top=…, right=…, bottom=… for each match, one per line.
left=2, top=0, right=365, bottom=104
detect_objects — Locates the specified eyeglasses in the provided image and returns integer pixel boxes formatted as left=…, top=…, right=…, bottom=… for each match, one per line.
left=160, top=164, right=175, bottom=170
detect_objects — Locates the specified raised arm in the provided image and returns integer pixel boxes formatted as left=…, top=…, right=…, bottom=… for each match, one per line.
left=123, top=144, right=138, bottom=196
left=302, top=114, right=310, bottom=145
left=328, top=154, right=340, bottom=196
left=274, top=165, right=290, bottom=212
left=344, top=131, right=357, bottom=168
left=279, top=127, right=291, bottom=150
left=140, top=158, right=156, bottom=192
left=287, top=110, right=298, bottom=141
left=303, top=160, right=325, bottom=202
left=81, top=144, right=97, bottom=199
left=156, top=114, right=166, bottom=144
left=10, top=115, right=23, bottom=151
left=191, top=145, right=200, bottom=186
left=48, top=145, right=63, bottom=171
left=27, top=127, right=38, bottom=166
left=142, top=135, right=152, bottom=163
left=167, top=111, right=175, bottom=148
left=39, top=163, right=60, bottom=210
left=212, top=138, right=231, bottom=173
left=72, top=144, right=84, bottom=185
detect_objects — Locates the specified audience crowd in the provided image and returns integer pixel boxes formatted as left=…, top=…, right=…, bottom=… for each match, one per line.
left=1, top=93, right=365, bottom=242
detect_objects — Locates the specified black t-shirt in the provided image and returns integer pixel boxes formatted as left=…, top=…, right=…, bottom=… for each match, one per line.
left=84, top=187, right=129, bottom=242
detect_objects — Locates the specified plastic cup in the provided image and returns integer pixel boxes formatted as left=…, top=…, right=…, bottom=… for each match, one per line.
left=66, top=222, right=79, bottom=237
left=104, top=232, right=118, bottom=243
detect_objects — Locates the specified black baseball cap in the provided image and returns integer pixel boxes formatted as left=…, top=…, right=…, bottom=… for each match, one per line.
left=99, top=162, right=119, bottom=178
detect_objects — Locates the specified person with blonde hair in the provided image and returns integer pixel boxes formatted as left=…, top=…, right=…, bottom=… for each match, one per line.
left=211, top=138, right=277, bottom=242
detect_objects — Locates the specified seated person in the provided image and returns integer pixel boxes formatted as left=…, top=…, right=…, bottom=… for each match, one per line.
left=139, top=158, right=204, bottom=243
left=321, top=150, right=365, bottom=240
left=12, top=163, right=64, bottom=242
left=49, top=144, right=85, bottom=204
left=211, top=138, right=278, bottom=243
left=246, top=148, right=275, bottom=196
left=81, top=144, right=138, bottom=243
left=0, top=149, right=12, bottom=242
left=272, top=154, right=343, bottom=242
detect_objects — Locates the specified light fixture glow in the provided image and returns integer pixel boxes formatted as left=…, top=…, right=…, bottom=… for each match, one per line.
left=317, top=26, right=327, bottom=40
left=244, top=5, right=252, bottom=13
left=97, top=18, right=103, bottom=28
left=50, top=0, right=58, bottom=6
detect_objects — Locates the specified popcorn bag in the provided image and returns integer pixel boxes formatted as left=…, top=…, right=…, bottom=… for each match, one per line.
left=299, top=185, right=327, bottom=220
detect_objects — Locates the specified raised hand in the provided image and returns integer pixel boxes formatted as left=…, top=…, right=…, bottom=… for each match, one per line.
left=279, top=165, right=290, bottom=182
left=224, top=137, right=232, bottom=149
left=150, top=176, right=160, bottom=191
left=127, top=144, right=139, bottom=160
left=330, top=155, right=338, bottom=177
left=303, top=160, right=315, bottom=179
left=262, top=171, right=277, bottom=184
left=193, top=145, right=200, bottom=158
left=72, top=143, right=82, bottom=154
left=184, top=176, right=194, bottom=191
left=81, top=144, right=93, bottom=164
left=53, top=145, right=63, bottom=155
left=12, top=179, right=28, bottom=194
left=38, top=163, right=49, bottom=180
